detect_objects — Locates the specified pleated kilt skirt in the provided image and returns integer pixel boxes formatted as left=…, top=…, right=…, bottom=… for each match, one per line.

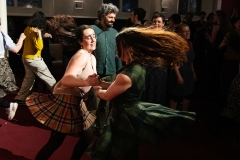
left=0, top=58, right=18, bottom=98
left=26, top=92, right=96, bottom=133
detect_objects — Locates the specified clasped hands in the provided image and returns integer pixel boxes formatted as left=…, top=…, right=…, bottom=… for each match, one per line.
left=86, top=74, right=102, bottom=90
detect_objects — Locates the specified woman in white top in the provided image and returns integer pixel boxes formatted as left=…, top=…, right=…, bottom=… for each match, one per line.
left=26, top=24, right=97, bottom=160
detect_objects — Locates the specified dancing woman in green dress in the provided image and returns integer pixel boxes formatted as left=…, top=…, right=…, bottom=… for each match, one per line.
left=87, top=27, right=196, bottom=160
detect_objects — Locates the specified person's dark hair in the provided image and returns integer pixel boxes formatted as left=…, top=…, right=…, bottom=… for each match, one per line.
left=27, top=11, right=46, bottom=29
left=50, top=14, right=77, bottom=26
left=185, top=12, right=193, bottom=18
left=116, top=27, right=189, bottom=68
left=175, top=23, right=189, bottom=34
left=97, top=3, right=119, bottom=20
left=46, top=15, right=80, bottom=54
left=207, top=12, right=214, bottom=21
left=132, top=8, right=146, bottom=21
left=46, top=15, right=77, bottom=43
left=215, top=10, right=231, bottom=35
left=124, top=18, right=133, bottom=27
left=226, top=17, right=240, bottom=52
left=75, top=25, right=93, bottom=41
left=151, top=12, right=165, bottom=22
left=199, top=11, right=206, bottom=16
left=169, top=14, right=181, bottom=25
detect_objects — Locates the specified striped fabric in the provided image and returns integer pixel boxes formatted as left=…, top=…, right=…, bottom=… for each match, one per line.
left=88, top=62, right=196, bottom=160
left=26, top=93, right=96, bottom=133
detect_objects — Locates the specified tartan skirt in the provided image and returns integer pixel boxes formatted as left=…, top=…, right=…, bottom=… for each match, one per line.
left=88, top=102, right=196, bottom=160
left=0, top=58, right=18, bottom=98
left=26, top=92, right=96, bottom=133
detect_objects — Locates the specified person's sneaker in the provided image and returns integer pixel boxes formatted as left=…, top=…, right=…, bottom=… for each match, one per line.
left=15, top=99, right=26, bottom=105
left=7, top=102, right=18, bottom=121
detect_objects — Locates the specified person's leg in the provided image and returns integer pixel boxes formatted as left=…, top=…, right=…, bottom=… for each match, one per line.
left=70, top=128, right=94, bottom=160
left=170, top=95, right=180, bottom=110
left=182, top=93, right=193, bottom=111
left=0, top=98, right=10, bottom=108
left=182, top=98, right=190, bottom=111
left=32, top=75, right=40, bottom=92
left=170, top=100, right=178, bottom=110
left=35, top=130, right=66, bottom=160
left=15, top=58, right=35, bottom=101
left=28, top=57, right=56, bottom=92
left=0, top=98, right=18, bottom=120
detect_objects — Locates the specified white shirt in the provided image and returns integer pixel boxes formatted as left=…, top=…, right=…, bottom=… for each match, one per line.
left=0, top=31, right=15, bottom=57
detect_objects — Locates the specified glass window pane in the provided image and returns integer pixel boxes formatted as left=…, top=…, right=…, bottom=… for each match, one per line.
left=7, top=0, right=14, bottom=6
left=122, top=0, right=138, bottom=12
left=103, top=0, right=120, bottom=9
left=18, top=0, right=42, bottom=8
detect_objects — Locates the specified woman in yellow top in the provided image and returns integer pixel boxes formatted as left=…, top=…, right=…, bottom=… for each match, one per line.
left=15, top=11, right=56, bottom=104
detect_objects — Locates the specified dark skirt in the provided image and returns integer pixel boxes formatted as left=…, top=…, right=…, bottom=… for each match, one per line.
left=26, top=92, right=96, bottom=133
left=0, top=58, right=18, bottom=98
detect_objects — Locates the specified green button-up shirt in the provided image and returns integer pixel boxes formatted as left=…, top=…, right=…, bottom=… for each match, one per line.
left=92, top=24, right=121, bottom=76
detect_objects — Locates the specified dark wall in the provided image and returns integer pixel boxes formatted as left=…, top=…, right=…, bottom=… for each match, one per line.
left=9, top=16, right=128, bottom=39
left=221, top=0, right=240, bottom=17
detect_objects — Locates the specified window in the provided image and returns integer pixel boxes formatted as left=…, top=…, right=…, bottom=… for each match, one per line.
left=178, top=0, right=202, bottom=15
left=7, top=0, right=14, bottom=6
left=122, top=0, right=138, bottom=12
left=103, top=0, right=120, bottom=9
left=18, top=0, right=42, bottom=8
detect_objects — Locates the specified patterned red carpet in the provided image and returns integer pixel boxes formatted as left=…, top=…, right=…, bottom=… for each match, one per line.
left=0, top=93, right=90, bottom=160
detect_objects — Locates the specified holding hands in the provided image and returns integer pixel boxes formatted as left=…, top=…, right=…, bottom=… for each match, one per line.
left=87, top=74, right=112, bottom=92
left=86, top=74, right=101, bottom=87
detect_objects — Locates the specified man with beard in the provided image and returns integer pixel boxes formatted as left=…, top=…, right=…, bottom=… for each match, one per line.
left=91, top=3, right=122, bottom=135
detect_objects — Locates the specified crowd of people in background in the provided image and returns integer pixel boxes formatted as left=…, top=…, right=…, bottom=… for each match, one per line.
left=1, top=2, right=240, bottom=160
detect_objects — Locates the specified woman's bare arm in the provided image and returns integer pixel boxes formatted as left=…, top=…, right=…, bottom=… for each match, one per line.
left=61, top=53, right=90, bottom=87
left=10, top=33, right=26, bottom=53
left=94, top=73, right=132, bottom=101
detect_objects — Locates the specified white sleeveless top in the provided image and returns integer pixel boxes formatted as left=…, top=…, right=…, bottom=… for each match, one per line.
left=53, top=51, right=95, bottom=97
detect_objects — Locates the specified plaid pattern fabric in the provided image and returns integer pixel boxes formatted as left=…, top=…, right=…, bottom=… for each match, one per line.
left=26, top=93, right=96, bottom=133
left=0, top=58, right=18, bottom=98
left=88, top=104, right=196, bottom=160
left=88, top=62, right=196, bottom=160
